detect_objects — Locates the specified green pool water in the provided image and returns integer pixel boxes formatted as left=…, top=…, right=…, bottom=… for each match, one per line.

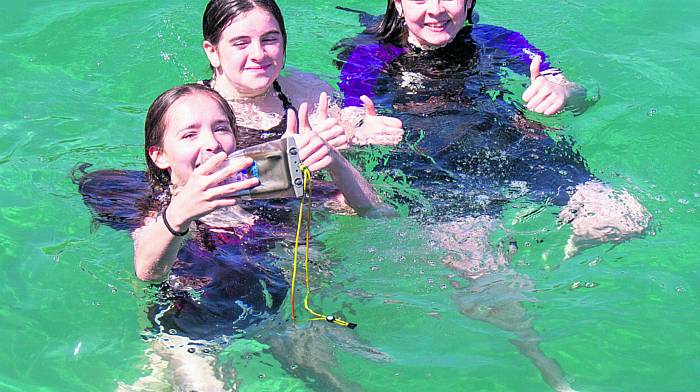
left=1, top=1, right=698, bottom=391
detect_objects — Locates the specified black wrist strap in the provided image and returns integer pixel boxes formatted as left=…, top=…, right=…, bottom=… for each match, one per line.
left=163, top=206, right=189, bottom=237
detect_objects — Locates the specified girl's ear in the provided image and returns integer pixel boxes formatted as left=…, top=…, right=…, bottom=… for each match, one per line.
left=148, top=146, right=170, bottom=170
left=394, top=0, right=403, bottom=17
left=203, top=40, right=221, bottom=68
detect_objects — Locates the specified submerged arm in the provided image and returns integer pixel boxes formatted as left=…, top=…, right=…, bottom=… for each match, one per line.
left=132, top=211, right=189, bottom=281
left=326, top=148, right=397, bottom=218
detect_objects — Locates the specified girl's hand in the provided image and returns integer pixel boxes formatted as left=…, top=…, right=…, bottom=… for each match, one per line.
left=522, top=55, right=573, bottom=116
left=284, top=106, right=336, bottom=173
left=166, top=153, right=259, bottom=230
left=352, top=95, right=404, bottom=146
left=309, top=92, right=349, bottom=150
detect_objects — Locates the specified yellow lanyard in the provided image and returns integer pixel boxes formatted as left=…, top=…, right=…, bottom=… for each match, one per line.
left=290, top=166, right=357, bottom=329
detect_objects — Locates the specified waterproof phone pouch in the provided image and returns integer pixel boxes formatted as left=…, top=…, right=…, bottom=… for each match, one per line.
left=223, top=137, right=304, bottom=200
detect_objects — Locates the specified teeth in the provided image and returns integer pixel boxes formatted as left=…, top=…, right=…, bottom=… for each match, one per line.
left=426, top=22, right=447, bottom=28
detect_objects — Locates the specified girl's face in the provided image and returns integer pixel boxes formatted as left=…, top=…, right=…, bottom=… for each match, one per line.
left=149, top=92, right=236, bottom=186
left=204, top=7, right=285, bottom=97
left=395, top=0, right=469, bottom=48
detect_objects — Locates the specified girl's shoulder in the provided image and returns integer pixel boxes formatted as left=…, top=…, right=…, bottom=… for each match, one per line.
left=277, top=67, right=334, bottom=106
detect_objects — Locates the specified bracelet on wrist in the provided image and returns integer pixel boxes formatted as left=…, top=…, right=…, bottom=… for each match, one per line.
left=163, top=206, right=189, bottom=237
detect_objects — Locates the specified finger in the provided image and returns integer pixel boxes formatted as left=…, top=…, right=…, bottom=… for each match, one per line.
left=329, top=134, right=349, bottom=150
left=530, top=55, right=542, bottom=83
left=284, top=108, right=299, bottom=135
left=379, top=116, right=403, bottom=128
left=526, top=89, right=551, bottom=112
left=196, top=151, right=229, bottom=176
left=522, top=83, right=536, bottom=103
left=299, top=136, right=325, bottom=161
left=318, top=92, right=329, bottom=120
left=319, top=123, right=345, bottom=140
left=305, top=156, right=333, bottom=172
left=538, top=95, right=565, bottom=116
left=360, top=95, right=377, bottom=116
left=298, top=102, right=312, bottom=133
left=207, top=156, right=254, bottom=186
left=209, top=177, right=260, bottom=200
left=303, top=144, right=331, bottom=167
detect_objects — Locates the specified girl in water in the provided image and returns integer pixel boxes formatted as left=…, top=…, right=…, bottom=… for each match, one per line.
left=334, top=1, right=650, bottom=391
left=200, top=0, right=405, bottom=149
left=96, top=83, right=392, bottom=390
left=335, top=0, right=650, bottom=261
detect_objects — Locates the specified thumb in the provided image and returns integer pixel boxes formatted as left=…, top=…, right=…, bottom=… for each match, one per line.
left=530, top=55, right=541, bottom=83
left=298, top=102, right=312, bottom=133
left=285, top=108, right=299, bottom=135
left=318, top=92, right=329, bottom=120
left=360, top=95, right=377, bottom=116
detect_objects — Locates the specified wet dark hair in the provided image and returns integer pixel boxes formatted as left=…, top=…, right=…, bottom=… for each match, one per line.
left=144, top=83, right=237, bottom=197
left=373, top=0, right=477, bottom=45
left=203, top=0, right=287, bottom=71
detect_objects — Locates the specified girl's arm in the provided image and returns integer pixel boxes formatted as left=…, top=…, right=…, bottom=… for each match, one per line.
left=281, top=68, right=404, bottom=147
left=132, top=154, right=259, bottom=281
left=284, top=105, right=396, bottom=218
left=326, top=147, right=396, bottom=217
left=474, top=24, right=591, bottom=115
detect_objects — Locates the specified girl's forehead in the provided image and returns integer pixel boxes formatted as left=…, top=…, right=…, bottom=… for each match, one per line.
left=224, top=7, right=280, bottom=35
left=164, top=93, right=225, bottom=128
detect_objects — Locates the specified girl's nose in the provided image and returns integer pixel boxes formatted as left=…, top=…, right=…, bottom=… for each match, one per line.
left=427, top=0, right=443, bottom=15
left=249, top=41, right=265, bottom=61
left=201, top=129, right=222, bottom=153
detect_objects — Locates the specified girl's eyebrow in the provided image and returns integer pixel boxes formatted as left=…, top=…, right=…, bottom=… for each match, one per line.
left=228, top=30, right=281, bottom=42
left=175, top=123, right=200, bottom=134
left=212, top=119, right=231, bottom=127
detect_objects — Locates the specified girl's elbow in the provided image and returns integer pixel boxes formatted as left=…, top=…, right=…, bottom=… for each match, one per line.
left=134, top=259, right=166, bottom=282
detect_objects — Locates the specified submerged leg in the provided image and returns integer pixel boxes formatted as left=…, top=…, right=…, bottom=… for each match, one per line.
left=433, top=216, right=576, bottom=391
left=453, top=274, right=577, bottom=392
left=263, top=321, right=389, bottom=392
left=116, top=349, right=173, bottom=392
left=117, top=334, right=232, bottom=392
left=431, top=215, right=509, bottom=279
left=559, top=180, right=651, bottom=258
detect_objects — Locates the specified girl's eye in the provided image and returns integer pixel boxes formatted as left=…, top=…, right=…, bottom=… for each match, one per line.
left=182, top=132, right=197, bottom=139
left=262, top=37, right=279, bottom=44
left=232, top=40, right=248, bottom=48
left=215, top=126, right=233, bottom=133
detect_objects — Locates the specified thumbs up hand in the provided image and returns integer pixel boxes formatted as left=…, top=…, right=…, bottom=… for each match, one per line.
left=522, top=55, right=572, bottom=116
left=284, top=105, right=335, bottom=173
left=350, top=95, right=404, bottom=146
left=309, top=92, right=349, bottom=150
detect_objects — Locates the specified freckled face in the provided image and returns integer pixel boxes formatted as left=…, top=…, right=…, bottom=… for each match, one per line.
left=153, top=93, right=236, bottom=186
left=204, top=7, right=285, bottom=96
left=395, top=0, right=469, bottom=48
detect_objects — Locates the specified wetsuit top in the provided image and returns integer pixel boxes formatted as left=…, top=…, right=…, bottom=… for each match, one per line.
left=335, top=23, right=593, bottom=221
left=150, top=219, right=289, bottom=340
left=202, top=79, right=296, bottom=149
left=74, top=167, right=290, bottom=340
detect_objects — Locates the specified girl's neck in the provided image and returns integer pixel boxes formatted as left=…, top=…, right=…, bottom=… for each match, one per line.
left=211, top=77, right=286, bottom=130
left=211, top=78, right=275, bottom=102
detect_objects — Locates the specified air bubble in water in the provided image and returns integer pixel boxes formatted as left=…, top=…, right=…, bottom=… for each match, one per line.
left=647, top=108, right=657, bottom=117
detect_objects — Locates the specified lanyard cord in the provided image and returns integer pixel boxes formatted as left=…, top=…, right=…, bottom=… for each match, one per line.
left=290, top=166, right=357, bottom=329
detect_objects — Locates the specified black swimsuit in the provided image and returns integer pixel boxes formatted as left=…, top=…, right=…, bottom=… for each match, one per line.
left=336, top=27, right=594, bottom=221
left=202, top=79, right=296, bottom=149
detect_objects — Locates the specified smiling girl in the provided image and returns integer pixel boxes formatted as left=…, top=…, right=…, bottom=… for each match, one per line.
left=112, top=83, right=392, bottom=390
left=201, top=0, right=405, bottom=148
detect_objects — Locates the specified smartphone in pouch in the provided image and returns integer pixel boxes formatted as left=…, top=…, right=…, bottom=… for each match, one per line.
left=223, top=138, right=304, bottom=199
